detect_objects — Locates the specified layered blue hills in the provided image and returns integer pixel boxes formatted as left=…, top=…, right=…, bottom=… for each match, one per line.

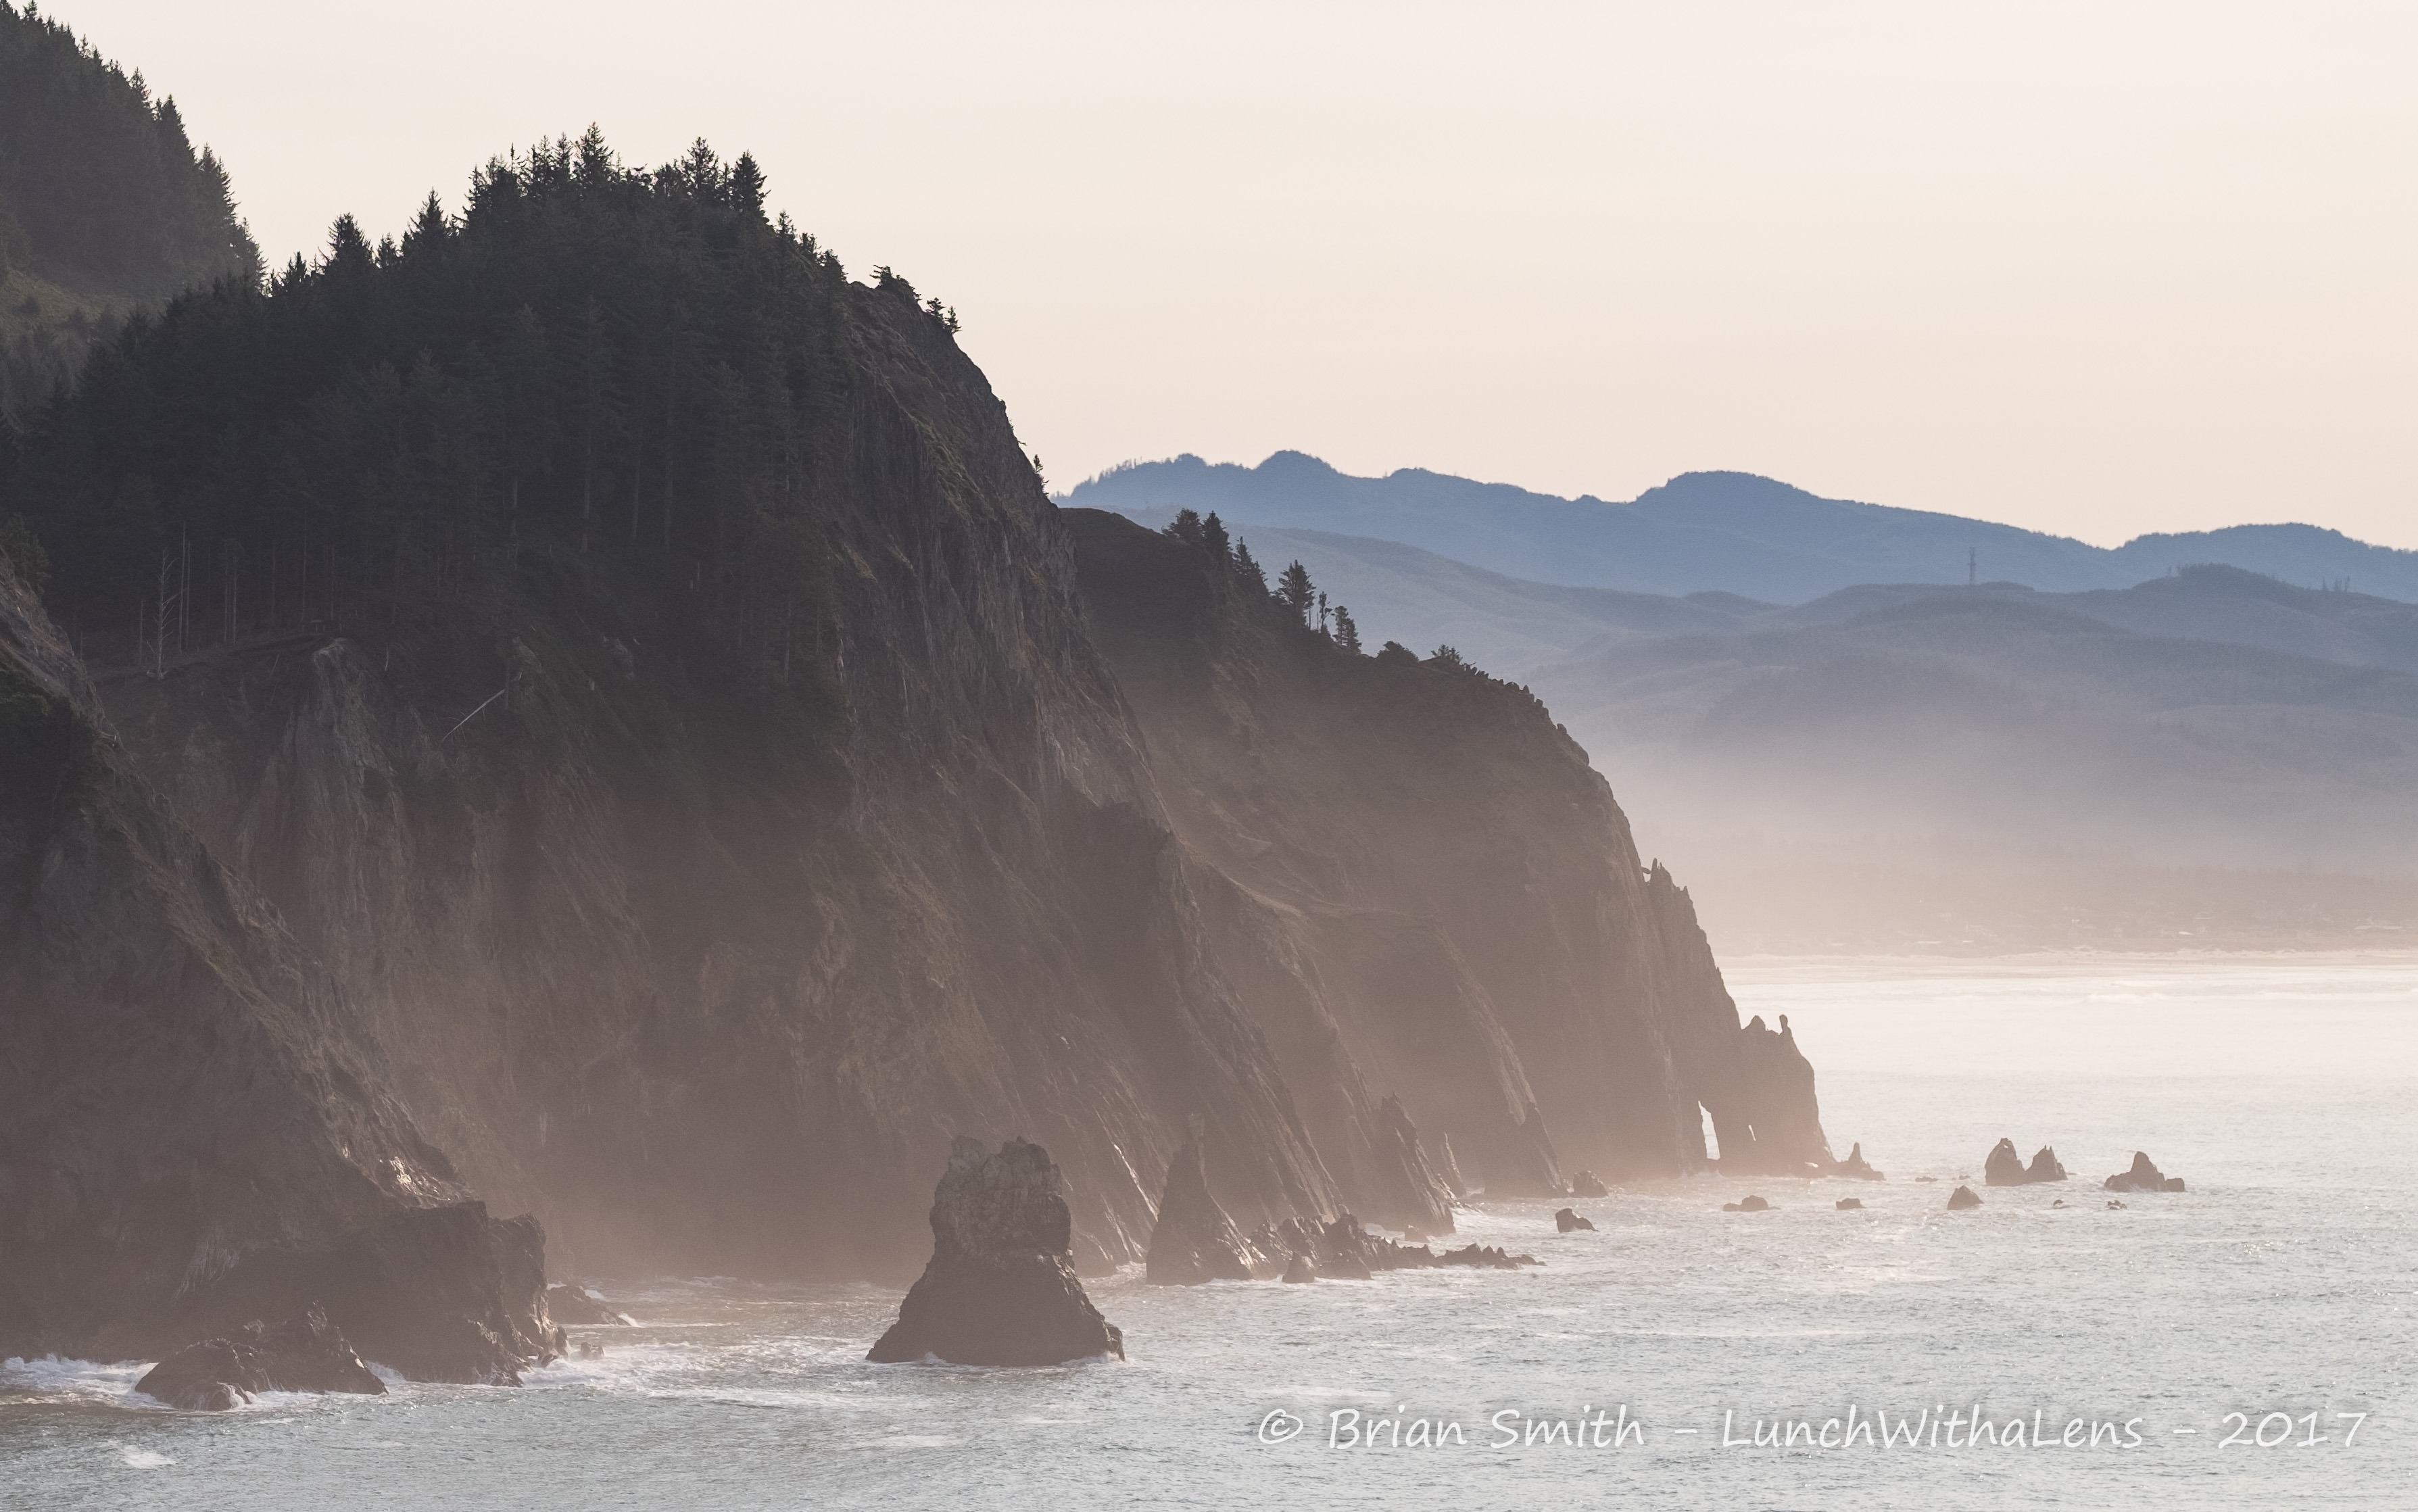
left=1063, top=452, right=2418, bottom=604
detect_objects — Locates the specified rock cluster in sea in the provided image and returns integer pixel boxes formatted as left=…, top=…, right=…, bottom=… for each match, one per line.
left=1983, top=1138, right=2068, bottom=1186
left=135, top=1305, right=383, bottom=1411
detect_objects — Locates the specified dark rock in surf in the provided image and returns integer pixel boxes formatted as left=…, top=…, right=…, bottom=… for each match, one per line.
left=1145, top=1141, right=1259, bottom=1285
left=1282, top=1252, right=1317, bottom=1284
left=1946, top=1185, right=1983, bottom=1211
left=2103, top=1152, right=2185, bottom=1193
left=135, top=1304, right=384, bottom=1409
left=1829, top=1142, right=1884, bottom=1181
left=1985, top=1139, right=2068, bottom=1186
left=868, top=1138, right=1123, bottom=1366
left=1835, top=1198, right=1864, bottom=1210
left=1722, top=1194, right=1771, bottom=1213
left=1554, top=1208, right=1595, bottom=1232
left=1568, top=1170, right=1609, bottom=1199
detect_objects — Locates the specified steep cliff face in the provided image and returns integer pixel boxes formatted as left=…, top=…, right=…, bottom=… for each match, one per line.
left=0, top=559, right=552, bottom=1372
left=82, top=283, right=1363, bottom=1279
left=8, top=143, right=1836, bottom=1325
left=1063, top=510, right=1834, bottom=1184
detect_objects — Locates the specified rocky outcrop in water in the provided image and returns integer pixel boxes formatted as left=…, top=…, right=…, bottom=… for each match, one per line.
left=1831, top=1143, right=1884, bottom=1181
left=134, top=1304, right=383, bottom=1409
left=0, top=559, right=560, bottom=1379
left=868, top=1138, right=1123, bottom=1366
left=1985, top=1140, right=2067, bottom=1186
left=1835, top=1198, right=1864, bottom=1210
left=1145, top=1142, right=1263, bottom=1284
left=1947, top=1185, right=1983, bottom=1210
left=1722, top=1195, right=1772, bottom=1213
left=1554, top=1209, right=1595, bottom=1232
left=1568, top=1170, right=1609, bottom=1198
left=2103, top=1152, right=2186, bottom=1193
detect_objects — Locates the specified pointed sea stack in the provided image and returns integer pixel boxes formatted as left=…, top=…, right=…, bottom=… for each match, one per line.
left=2103, top=1152, right=2185, bottom=1193
left=868, top=1138, right=1124, bottom=1366
left=1145, top=1142, right=1260, bottom=1284
left=1830, top=1142, right=1884, bottom=1180
left=1946, top=1185, right=1983, bottom=1210
left=1985, top=1139, right=2069, bottom=1186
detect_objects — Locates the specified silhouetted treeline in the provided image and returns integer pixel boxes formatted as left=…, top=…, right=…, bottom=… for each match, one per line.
left=3, top=129, right=889, bottom=687
left=1161, top=505, right=1369, bottom=654
left=1, top=1, right=261, bottom=424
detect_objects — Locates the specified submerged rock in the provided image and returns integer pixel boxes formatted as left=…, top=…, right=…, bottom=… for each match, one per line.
left=1946, top=1185, right=1983, bottom=1211
left=1553, top=1209, right=1595, bottom=1232
left=1835, top=1197, right=1864, bottom=1210
left=2103, top=1152, right=2185, bottom=1193
left=1985, top=1139, right=2069, bottom=1186
left=868, top=1138, right=1124, bottom=1366
left=135, top=1305, right=385, bottom=1410
left=1568, top=1170, right=1609, bottom=1198
left=1145, top=1142, right=1259, bottom=1285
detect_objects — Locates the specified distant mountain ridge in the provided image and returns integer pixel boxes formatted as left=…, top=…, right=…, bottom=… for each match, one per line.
left=1063, top=452, right=2418, bottom=605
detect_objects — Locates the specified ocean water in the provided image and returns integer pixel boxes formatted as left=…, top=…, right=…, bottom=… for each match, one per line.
left=6, top=952, right=2414, bottom=1510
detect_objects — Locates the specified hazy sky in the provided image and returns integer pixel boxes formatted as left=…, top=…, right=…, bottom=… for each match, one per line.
left=60, top=1, right=2418, bottom=546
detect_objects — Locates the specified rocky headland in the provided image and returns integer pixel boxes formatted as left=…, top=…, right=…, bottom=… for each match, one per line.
left=1, top=134, right=1845, bottom=1372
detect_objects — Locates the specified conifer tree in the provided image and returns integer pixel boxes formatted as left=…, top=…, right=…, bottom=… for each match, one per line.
left=1276, top=560, right=1314, bottom=624
left=1332, top=604, right=1361, bottom=653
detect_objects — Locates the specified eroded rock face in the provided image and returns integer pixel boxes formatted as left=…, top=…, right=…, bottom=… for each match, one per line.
left=1145, top=1142, right=1259, bottom=1285
left=158, top=1203, right=565, bottom=1385
left=0, top=558, right=560, bottom=1382
left=134, top=1305, right=384, bottom=1409
left=868, top=1138, right=1123, bottom=1366
left=2104, top=1152, right=2185, bottom=1193
left=1985, top=1140, right=2068, bottom=1186
left=1947, top=1185, right=1983, bottom=1211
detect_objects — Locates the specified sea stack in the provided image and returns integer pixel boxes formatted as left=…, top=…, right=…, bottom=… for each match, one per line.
left=2103, top=1152, right=2186, bottom=1193
left=1984, top=1139, right=2068, bottom=1186
left=1946, top=1185, right=1983, bottom=1210
left=868, top=1138, right=1124, bottom=1366
left=1145, top=1142, right=1261, bottom=1284
left=1831, top=1143, right=1885, bottom=1181
left=1554, top=1208, right=1595, bottom=1232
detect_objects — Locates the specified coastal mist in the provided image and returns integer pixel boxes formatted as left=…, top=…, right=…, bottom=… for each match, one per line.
left=5, top=10, right=2414, bottom=1510
left=7, top=955, right=2411, bottom=1509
